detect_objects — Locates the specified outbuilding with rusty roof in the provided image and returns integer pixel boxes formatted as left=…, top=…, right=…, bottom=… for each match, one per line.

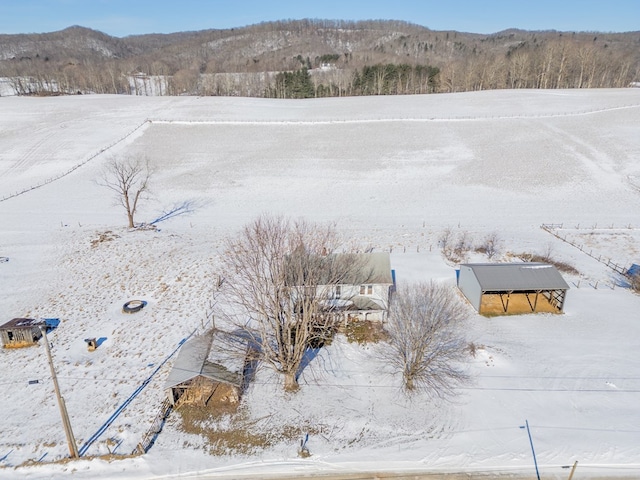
left=0, top=318, right=45, bottom=348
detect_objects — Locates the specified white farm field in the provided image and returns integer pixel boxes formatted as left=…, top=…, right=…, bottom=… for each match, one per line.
left=0, top=89, right=639, bottom=479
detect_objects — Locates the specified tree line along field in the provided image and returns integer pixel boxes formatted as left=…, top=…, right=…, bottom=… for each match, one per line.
left=1, top=20, right=639, bottom=97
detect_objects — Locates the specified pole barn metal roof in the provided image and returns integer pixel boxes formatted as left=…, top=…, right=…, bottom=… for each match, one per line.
left=460, top=263, right=570, bottom=292
left=164, top=330, right=244, bottom=391
left=164, top=333, right=213, bottom=390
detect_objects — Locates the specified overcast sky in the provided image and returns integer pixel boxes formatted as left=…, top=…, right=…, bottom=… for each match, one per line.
left=1, top=0, right=638, bottom=37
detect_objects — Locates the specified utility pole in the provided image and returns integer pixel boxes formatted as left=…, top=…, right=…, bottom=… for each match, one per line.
left=40, top=326, right=79, bottom=458
left=521, top=419, right=540, bottom=480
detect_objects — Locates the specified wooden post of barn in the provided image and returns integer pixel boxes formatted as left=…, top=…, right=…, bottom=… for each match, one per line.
left=41, top=326, right=79, bottom=458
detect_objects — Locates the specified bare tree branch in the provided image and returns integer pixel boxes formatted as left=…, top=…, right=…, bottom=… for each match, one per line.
left=382, top=281, right=470, bottom=397
left=218, top=214, right=367, bottom=392
left=97, top=156, right=152, bottom=228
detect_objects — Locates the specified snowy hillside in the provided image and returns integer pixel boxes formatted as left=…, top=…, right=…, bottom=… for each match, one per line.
left=0, top=89, right=639, bottom=479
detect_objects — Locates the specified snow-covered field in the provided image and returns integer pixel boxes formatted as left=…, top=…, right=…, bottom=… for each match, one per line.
left=0, top=89, right=639, bottom=479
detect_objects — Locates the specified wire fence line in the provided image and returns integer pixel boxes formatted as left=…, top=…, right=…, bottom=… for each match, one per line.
left=133, top=398, right=172, bottom=455
left=148, top=103, right=640, bottom=125
left=0, top=119, right=151, bottom=204
left=3, top=102, right=639, bottom=203
left=78, top=333, right=189, bottom=457
left=540, top=223, right=635, bottom=283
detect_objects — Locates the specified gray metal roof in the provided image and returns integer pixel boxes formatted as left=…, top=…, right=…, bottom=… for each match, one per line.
left=164, top=333, right=212, bottom=390
left=349, top=295, right=387, bottom=311
left=164, top=331, right=243, bottom=390
left=201, top=361, right=242, bottom=387
left=461, top=263, right=570, bottom=291
left=285, top=252, right=393, bottom=286
left=342, top=252, right=393, bottom=285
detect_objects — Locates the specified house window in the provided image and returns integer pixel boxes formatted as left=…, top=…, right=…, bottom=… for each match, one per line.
left=334, top=285, right=341, bottom=299
left=360, top=285, right=373, bottom=295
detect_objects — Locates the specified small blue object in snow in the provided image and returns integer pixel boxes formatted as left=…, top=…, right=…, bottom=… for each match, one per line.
left=627, top=264, right=640, bottom=277
left=44, top=318, right=60, bottom=330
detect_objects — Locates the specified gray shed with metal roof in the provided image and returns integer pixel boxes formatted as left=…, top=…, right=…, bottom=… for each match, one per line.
left=164, top=330, right=245, bottom=407
left=458, top=263, right=569, bottom=315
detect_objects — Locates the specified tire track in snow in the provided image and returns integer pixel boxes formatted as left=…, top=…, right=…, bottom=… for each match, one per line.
left=0, top=119, right=151, bottom=203
left=5, top=128, right=57, bottom=176
left=537, top=121, right=621, bottom=188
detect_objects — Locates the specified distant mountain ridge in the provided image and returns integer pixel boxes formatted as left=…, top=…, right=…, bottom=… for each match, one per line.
left=1, top=19, right=638, bottom=97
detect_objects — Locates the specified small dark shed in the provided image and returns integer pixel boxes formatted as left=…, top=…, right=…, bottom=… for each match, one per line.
left=0, top=318, right=45, bottom=348
left=164, top=330, right=245, bottom=408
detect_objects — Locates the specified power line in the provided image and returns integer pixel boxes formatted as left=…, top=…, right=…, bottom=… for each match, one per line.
left=12, top=373, right=640, bottom=393
left=479, top=374, right=640, bottom=380
left=459, top=386, right=640, bottom=393
left=18, top=379, right=640, bottom=393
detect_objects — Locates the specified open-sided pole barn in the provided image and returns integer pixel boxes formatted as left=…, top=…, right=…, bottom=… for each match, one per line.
left=457, top=263, right=569, bottom=315
left=164, top=330, right=245, bottom=408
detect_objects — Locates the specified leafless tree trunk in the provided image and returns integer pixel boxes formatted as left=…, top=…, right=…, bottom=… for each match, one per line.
left=508, top=51, right=531, bottom=89
left=556, top=45, right=568, bottom=89
left=538, top=42, right=556, bottom=89
left=218, top=215, right=368, bottom=391
left=478, top=232, right=502, bottom=260
left=382, top=281, right=469, bottom=397
left=97, top=156, right=152, bottom=228
left=438, top=227, right=454, bottom=258
left=576, top=44, right=595, bottom=88
left=439, top=63, right=457, bottom=93
left=439, top=228, right=472, bottom=263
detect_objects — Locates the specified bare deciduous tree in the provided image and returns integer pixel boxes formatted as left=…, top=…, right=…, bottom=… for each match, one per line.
left=477, top=231, right=502, bottom=259
left=219, top=214, right=367, bottom=392
left=98, top=156, right=152, bottom=228
left=382, top=281, right=469, bottom=396
left=539, top=242, right=556, bottom=263
left=439, top=227, right=473, bottom=263
left=453, top=230, right=473, bottom=262
left=438, top=227, right=454, bottom=257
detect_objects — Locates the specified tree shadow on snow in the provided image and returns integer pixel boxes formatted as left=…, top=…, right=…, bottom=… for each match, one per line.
left=225, top=328, right=323, bottom=388
left=150, top=200, right=199, bottom=225
left=296, top=347, right=321, bottom=381
left=223, top=328, right=262, bottom=395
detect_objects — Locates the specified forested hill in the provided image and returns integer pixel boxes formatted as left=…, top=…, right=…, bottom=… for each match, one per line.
left=1, top=20, right=638, bottom=97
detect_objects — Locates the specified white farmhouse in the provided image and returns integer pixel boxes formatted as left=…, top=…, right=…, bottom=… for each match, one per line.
left=326, top=252, right=395, bottom=322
